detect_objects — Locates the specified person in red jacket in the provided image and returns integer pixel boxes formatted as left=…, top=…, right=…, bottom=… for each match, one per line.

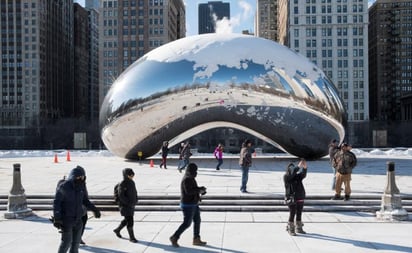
left=213, top=143, right=224, bottom=170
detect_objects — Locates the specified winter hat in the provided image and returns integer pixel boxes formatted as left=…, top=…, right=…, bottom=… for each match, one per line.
left=124, top=168, right=135, bottom=177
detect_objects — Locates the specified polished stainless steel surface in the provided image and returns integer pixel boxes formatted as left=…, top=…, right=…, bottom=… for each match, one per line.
left=100, top=33, right=346, bottom=160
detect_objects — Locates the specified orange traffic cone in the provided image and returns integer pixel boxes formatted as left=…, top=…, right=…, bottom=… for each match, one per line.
left=66, top=150, right=71, bottom=161
left=150, top=159, right=154, bottom=168
left=54, top=154, right=59, bottom=163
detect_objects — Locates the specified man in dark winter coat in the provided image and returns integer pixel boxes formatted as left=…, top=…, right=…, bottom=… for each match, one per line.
left=53, top=166, right=101, bottom=253
left=283, top=159, right=307, bottom=236
left=170, top=163, right=207, bottom=247
left=113, top=168, right=138, bottom=243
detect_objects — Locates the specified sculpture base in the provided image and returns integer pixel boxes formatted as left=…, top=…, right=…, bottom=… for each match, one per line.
left=376, top=209, right=409, bottom=221
left=4, top=208, right=33, bottom=219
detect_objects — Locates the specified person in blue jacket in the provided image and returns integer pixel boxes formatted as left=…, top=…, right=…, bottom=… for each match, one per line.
left=53, top=166, right=101, bottom=253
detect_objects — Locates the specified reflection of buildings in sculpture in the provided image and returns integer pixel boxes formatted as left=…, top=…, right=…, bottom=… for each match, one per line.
left=100, top=34, right=346, bottom=160
left=98, top=0, right=186, bottom=106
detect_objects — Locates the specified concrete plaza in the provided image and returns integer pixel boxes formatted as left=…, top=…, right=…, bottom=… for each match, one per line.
left=0, top=153, right=411, bottom=252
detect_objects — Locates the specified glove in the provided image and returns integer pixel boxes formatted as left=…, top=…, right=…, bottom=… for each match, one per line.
left=93, top=210, right=101, bottom=219
left=199, top=186, right=207, bottom=195
left=53, top=219, right=63, bottom=230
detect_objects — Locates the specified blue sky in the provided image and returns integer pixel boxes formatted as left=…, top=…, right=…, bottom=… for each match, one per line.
left=76, top=0, right=376, bottom=36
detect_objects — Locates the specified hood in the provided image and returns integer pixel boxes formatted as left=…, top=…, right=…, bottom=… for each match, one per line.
left=68, top=165, right=86, bottom=181
left=122, top=168, right=135, bottom=179
left=185, top=163, right=198, bottom=178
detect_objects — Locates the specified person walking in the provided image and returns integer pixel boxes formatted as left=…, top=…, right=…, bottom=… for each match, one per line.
left=113, top=168, right=139, bottom=243
left=170, top=163, right=207, bottom=248
left=328, top=139, right=340, bottom=191
left=53, top=166, right=101, bottom=253
left=213, top=143, right=224, bottom=170
left=239, top=139, right=253, bottom=193
left=178, top=141, right=192, bottom=173
left=159, top=141, right=169, bottom=169
left=332, top=143, right=357, bottom=201
left=283, top=159, right=307, bottom=236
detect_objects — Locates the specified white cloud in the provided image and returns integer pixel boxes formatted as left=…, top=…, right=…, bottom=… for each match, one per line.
left=215, top=0, right=253, bottom=34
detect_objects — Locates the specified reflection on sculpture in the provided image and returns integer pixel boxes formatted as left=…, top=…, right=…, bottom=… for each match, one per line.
left=99, top=33, right=346, bottom=160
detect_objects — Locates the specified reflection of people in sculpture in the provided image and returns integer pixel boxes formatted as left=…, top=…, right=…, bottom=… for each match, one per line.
left=213, top=143, right=224, bottom=170
left=159, top=141, right=169, bottom=169
left=239, top=139, right=253, bottom=193
left=178, top=141, right=192, bottom=173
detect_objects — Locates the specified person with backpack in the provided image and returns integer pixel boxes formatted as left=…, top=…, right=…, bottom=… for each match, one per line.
left=113, top=168, right=138, bottom=243
left=283, top=159, right=307, bottom=236
left=332, top=143, right=357, bottom=201
left=53, top=166, right=101, bottom=253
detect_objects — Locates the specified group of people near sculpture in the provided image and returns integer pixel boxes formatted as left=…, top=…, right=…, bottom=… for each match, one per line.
left=52, top=138, right=357, bottom=252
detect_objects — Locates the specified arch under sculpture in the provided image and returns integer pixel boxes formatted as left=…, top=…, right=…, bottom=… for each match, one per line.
left=99, top=33, right=346, bottom=160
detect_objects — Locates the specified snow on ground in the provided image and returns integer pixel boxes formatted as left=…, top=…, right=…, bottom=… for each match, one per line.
left=1, top=148, right=412, bottom=159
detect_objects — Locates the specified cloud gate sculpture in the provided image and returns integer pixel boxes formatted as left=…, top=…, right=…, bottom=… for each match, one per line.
left=100, top=33, right=346, bottom=160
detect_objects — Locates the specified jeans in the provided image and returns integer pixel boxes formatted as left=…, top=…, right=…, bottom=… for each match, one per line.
left=178, top=159, right=189, bottom=170
left=173, top=205, right=201, bottom=239
left=58, top=219, right=83, bottom=253
left=240, top=166, right=249, bottom=191
left=216, top=158, right=223, bottom=169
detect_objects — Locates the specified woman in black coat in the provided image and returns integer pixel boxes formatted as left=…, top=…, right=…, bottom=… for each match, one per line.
left=113, top=168, right=138, bottom=243
left=283, top=159, right=307, bottom=236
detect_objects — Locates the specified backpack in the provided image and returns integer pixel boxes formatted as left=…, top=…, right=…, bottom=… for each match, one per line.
left=114, top=182, right=120, bottom=204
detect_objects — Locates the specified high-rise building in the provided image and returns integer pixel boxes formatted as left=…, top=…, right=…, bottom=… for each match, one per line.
left=255, top=0, right=288, bottom=45
left=99, top=0, right=185, bottom=106
left=74, top=3, right=91, bottom=119
left=0, top=0, right=74, bottom=148
left=198, top=1, right=230, bottom=34
left=288, top=0, right=369, bottom=123
left=368, top=0, right=412, bottom=121
left=85, top=1, right=100, bottom=121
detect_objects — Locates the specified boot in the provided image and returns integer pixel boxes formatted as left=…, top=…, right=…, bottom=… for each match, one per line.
left=331, top=194, right=342, bottom=200
left=193, top=236, right=207, bottom=246
left=286, top=222, right=296, bottom=236
left=169, top=235, right=179, bottom=247
left=344, top=194, right=350, bottom=201
left=127, top=227, right=138, bottom=243
left=113, top=221, right=126, bottom=238
left=295, top=221, right=306, bottom=234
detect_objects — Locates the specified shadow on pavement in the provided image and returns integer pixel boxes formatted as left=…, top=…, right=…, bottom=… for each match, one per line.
left=80, top=245, right=128, bottom=253
left=303, top=233, right=412, bottom=252
left=138, top=240, right=246, bottom=253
